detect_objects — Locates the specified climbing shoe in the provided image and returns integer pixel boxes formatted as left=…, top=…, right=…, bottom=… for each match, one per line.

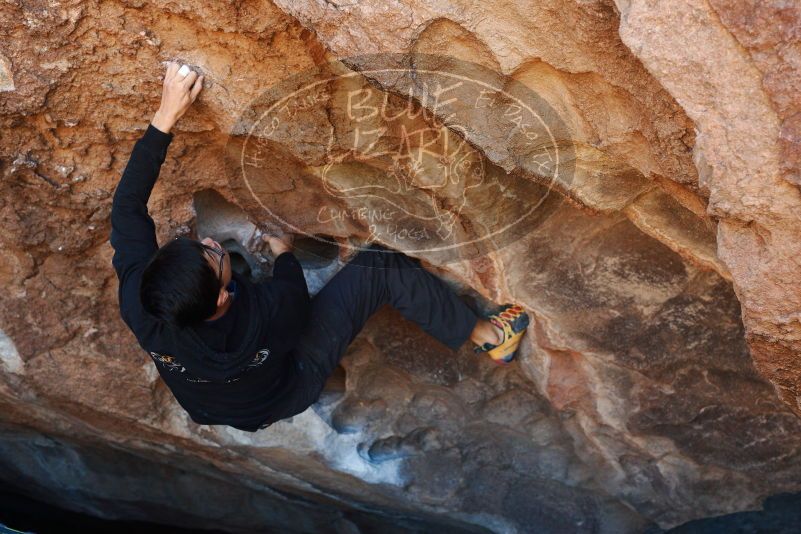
left=473, top=303, right=530, bottom=364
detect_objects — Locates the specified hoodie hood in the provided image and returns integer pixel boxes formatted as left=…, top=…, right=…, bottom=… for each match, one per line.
left=163, top=271, right=271, bottom=383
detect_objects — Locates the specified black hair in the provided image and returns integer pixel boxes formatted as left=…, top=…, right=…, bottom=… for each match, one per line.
left=139, top=236, right=220, bottom=328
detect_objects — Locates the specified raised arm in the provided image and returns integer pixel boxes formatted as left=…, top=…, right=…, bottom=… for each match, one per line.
left=110, top=62, right=204, bottom=323
left=110, top=124, right=173, bottom=287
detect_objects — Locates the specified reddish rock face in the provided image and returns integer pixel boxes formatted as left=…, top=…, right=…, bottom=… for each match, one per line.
left=614, top=0, right=801, bottom=420
left=1, top=0, right=800, bottom=531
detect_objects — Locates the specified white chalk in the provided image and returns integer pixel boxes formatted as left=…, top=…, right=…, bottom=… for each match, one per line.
left=177, top=64, right=190, bottom=78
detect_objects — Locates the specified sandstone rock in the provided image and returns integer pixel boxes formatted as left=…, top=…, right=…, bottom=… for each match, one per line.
left=1, top=0, right=800, bottom=532
left=0, top=54, right=13, bottom=92
left=614, top=0, right=801, bottom=420
left=0, top=330, right=22, bottom=375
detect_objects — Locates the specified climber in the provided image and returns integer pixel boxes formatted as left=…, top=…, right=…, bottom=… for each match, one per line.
left=109, top=61, right=530, bottom=432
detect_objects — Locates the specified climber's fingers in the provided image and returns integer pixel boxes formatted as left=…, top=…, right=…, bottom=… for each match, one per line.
left=152, top=62, right=203, bottom=132
left=262, top=233, right=294, bottom=257
left=180, top=69, right=198, bottom=89
left=165, top=61, right=179, bottom=83
left=190, top=75, right=204, bottom=102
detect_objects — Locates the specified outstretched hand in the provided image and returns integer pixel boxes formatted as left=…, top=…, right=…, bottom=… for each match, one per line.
left=151, top=61, right=204, bottom=134
left=262, top=233, right=294, bottom=257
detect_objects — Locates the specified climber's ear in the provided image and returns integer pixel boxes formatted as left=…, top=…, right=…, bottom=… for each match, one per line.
left=216, top=286, right=228, bottom=308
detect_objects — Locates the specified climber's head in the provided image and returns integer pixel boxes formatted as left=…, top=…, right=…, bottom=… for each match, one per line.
left=139, top=236, right=232, bottom=328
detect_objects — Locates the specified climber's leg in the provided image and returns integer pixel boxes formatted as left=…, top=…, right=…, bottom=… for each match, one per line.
left=367, top=245, right=480, bottom=351
left=293, top=243, right=479, bottom=394
left=260, top=245, right=526, bottom=427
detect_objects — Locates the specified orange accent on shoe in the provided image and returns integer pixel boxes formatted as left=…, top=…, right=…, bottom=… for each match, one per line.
left=484, top=304, right=530, bottom=363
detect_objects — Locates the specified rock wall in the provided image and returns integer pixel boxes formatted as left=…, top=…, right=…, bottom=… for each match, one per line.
left=1, top=0, right=800, bottom=532
left=614, top=0, right=801, bottom=422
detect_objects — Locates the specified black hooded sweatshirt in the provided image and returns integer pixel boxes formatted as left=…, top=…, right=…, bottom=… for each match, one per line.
left=110, top=124, right=311, bottom=431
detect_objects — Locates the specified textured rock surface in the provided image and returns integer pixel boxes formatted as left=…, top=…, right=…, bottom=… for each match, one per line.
left=1, top=0, right=800, bottom=532
left=614, top=0, right=801, bottom=421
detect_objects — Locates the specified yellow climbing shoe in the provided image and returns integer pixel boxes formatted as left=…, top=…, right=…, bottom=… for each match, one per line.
left=473, top=303, right=530, bottom=364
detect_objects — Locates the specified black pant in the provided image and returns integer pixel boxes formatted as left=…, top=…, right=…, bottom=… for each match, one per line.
left=265, top=244, right=479, bottom=425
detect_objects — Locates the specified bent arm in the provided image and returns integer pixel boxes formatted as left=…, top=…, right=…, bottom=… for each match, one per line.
left=110, top=124, right=174, bottom=319
left=263, top=252, right=311, bottom=354
left=273, top=251, right=310, bottom=299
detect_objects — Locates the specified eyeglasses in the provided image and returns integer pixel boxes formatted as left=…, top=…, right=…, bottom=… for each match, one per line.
left=201, top=243, right=226, bottom=288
